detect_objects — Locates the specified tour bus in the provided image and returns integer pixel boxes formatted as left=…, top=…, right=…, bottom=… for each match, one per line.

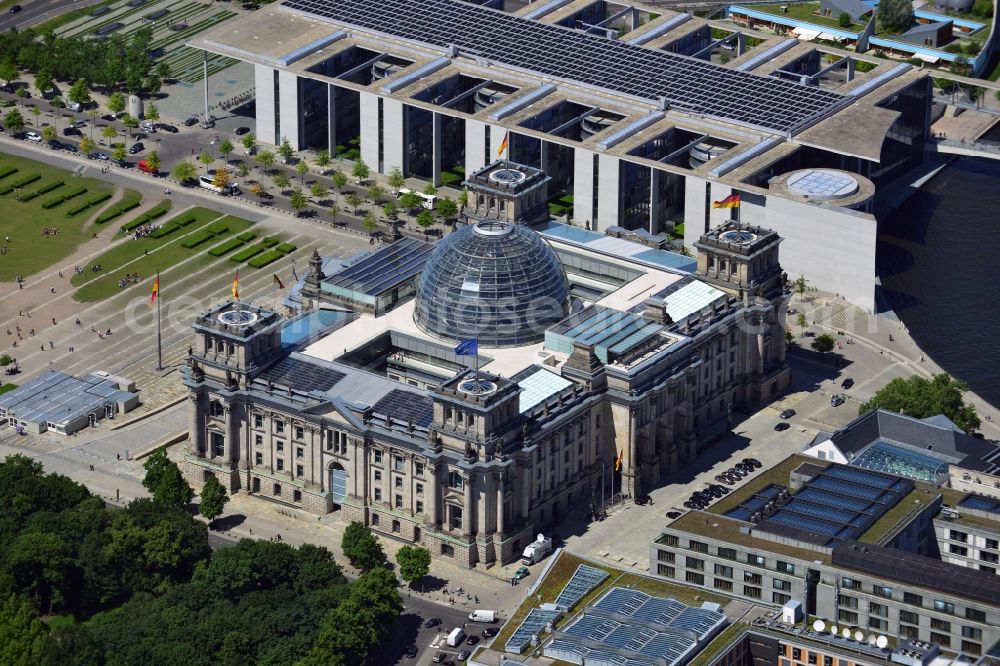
left=396, top=187, right=437, bottom=210
left=199, top=175, right=240, bottom=196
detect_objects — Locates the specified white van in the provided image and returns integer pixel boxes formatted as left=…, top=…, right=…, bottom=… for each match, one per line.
left=397, top=187, right=437, bottom=210
left=447, top=627, right=465, bottom=647
left=469, top=610, right=496, bottom=623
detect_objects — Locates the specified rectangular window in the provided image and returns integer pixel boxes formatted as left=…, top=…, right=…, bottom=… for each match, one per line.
left=904, top=592, right=923, bottom=606
left=255, top=452, right=263, bottom=465
left=747, top=554, right=765, bottom=567
left=743, top=586, right=761, bottom=599
left=394, top=476, right=403, bottom=489
left=966, top=608, right=985, bottom=622
left=254, top=414, right=263, bottom=428
left=276, top=459, right=284, bottom=471
left=985, top=538, right=999, bottom=550
left=415, top=462, right=424, bottom=476
left=659, top=550, right=676, bottom=563
left=714, top=564, right=733, bottom=578
left=449, top=505, right=462, bottom=530
left=900, top=610, right=919, bottom=625
left=979, top=551, right=998, bottom=563
left=296, top=465, right=303, bottom=478
left=685, top=571, right=704, bottom=585
left=371, top=513, right=379, bottom=526
left=293, top=489, right=301, bottom=503
left=869, top=602, right=888, bottom=618
left=792, top=648, right=801, bottom=661
left=962, top=626, right=982, bottom=640
left=686, top=557, right=705, bottom=571
left=276, top=441, right=284, bottom=453
left=961, top=641, right=982, bottom=656
left=949, top=544, right=968, bottom=556
left=657, top=564, right=675, bottom=577
left=296, top=447, right=304, bottom=459
left=718, top=547, right=737, bottom=560
left=374, top=450, right=383, bottom=464
left=415, top=500, right=424, bottom=514
left=899, top=625, right=919, bottom=640
left=394, top=456, right=405, bottom=472
left=415, top=483, right=424, bottom=496
left=449, top=472, right=464, bottom=489
left=868, top=618, right=888, bottom=631
left=773, top=592, right=791, bottom=605
left=395, top=495, right=403, bottom=508
left=773, top=579, right=791, bottom=592
left=661, top=534, right=679, bottom=547
left=929, top=633, right=950, bottom=648
left=392, top=519, right=400, bottom=533
left=841, top=577, right=861, bottom=590
left=744, top=571, right=762, bottom=585
left=377, top=97, right=384, bottom=172
left=275, top=420, right=284, bottom=434
left=838, top=610, right=858, bottom=624
left=807, top=651, right=817, bottom=665
left=776, top=561, right=795, bottom=575
left=255, top=434, right=263, bottom=447
left=934, top=600, right=955, bottom=615
left=930, top=618, right=951, bottom=632
left=714, top=578, right=733, bottom=592
left=839, top=595, right=858, bottom=609
left=294, top=426, right=304, bottom=440
left=872, top=585, right=892, bottom=599
left=374, top=471, right=381, bottom=482
left=374, top=488, right=381, bottom=501
left=949, top=529, right=968, bottom=543
left=211, top=432, right=225, bottom=456
left=273, top=483, right=281, bottom=496
left=689, top=540, right=708, bottom=553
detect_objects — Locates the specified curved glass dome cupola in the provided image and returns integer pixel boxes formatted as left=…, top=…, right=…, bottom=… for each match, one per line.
left=413, top=220, right=570, bottom=348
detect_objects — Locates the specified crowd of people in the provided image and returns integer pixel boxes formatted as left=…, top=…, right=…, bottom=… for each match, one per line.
left=42, top=227, right=61, bottom=238
left=129, top=223, right=161, bottom=240
left=117, top=273, right=142, bottom=289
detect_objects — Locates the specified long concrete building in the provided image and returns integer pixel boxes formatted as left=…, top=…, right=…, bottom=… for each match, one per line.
left=192, top=0, right=934, bottom=311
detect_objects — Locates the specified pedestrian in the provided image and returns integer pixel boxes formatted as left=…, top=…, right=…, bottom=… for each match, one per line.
left=52, top=317, right=56, bottom=325
left=40, top=345, right=44, bottom=351
left=116, top=453, right=120, bottom=461
left=49, top=285, right=55, bottom=293
left=48, top=341, right=53, bottom=349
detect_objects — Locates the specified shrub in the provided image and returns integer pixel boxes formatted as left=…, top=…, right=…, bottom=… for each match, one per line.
left=61, top=186, right=87, bottom=201
left=181, top=230, right=215, bottom=248
left=248, top=249, right=284, bottom=268
left=230, top=244, right=266, bottom=262
left=35, top=180, right=64, bottom=195
left=260, top=236, right=280, bottom=248
left=208, top=238, right=243, bottom=256
left=11, top=173, right=40, bottom=188
left=0, top=166, right=18, bottom=179
left=66, top=202, right=91, bottom=215
left=95, top=199, right=141, bottom=224
left=176, top=214, right=197, bottom=226
left=0, top=186, right=12, bottom=195
left=206, top=221, right=229, bottom=235
left=149, top=223, right=180, bottom=239
left=87, top=192, right=112, bottom=206
left=41, top=196, right=65, bottom=209
left=236, top=231, right=256, bottom=242
left=18, top=191, right=40, bottom=202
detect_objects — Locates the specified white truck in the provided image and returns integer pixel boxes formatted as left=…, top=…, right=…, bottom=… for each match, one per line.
left=520, top=533, right=553, bottom=565
left=469, top=610, right=496, bottom=623
left=447, top=627, right=465, bottom=647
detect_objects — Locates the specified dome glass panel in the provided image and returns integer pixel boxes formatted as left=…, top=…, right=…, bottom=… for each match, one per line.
left=414, top=221, right=570, bottom=348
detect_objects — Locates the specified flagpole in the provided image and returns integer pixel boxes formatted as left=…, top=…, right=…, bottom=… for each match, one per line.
left=155, top=270, right=162, bottom=371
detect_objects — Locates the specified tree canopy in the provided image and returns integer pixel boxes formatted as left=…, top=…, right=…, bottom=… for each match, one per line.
left=198, top=476, right=229, bottom=525
left=341, top=522, right=385, bottom=571
left=859, top=373, right=980, bottom=432
left=810, top=333, right=835, bottom=353
left=395, top=546, right=431, bottom=587
left=878, top=0, right=915, bottom=34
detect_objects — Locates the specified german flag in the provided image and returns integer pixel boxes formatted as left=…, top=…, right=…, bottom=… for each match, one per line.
left=273, top=273, right=284, bottom=289
left=496, top=131, right=509, bottom=158
left=232, top=270, right=239, bottom=300
left=614, top=449, right=623, bottom=472
left=712, top=194, right=740, bottom=209
left=149, top=273, right=159, bottom=307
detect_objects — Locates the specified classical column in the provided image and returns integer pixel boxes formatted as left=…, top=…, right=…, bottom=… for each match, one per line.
left=428, top=462, right=441, bottom=527
left=463, top=473, right=474, bottom=537
left=188, top=394, right=204, bottom=456
left=225, top=402, right=240, bottom=465
left=496, top=473, right=505, bottom=536
left=483, top=471, right=496, bottom=536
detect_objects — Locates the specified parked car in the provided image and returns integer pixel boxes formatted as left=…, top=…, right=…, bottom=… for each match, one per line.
left=63, top=126, right=81, bottom=136
left=457, top=650, right=471, bottom=661
left=433, top=653, right=447, bottom=664
left=666, top=510, right=682, bottom=519
left=779, top=408, right=795, bottom=419
left=466, top=636, right=480, bottom=646
left=841, top=378, right=854, bottom=389
left=402, top=645, right=417, bottom=658
left=634, top=494, right=652, bottom=506
left=91, top=151, right=109, bottom=160
left=9, top=5, right=22, bottom=13
left=234, top=125, right=251, bottom=135
left=128, top=142, right=144, bottom=154
left=25, top=131, right=41, bottom=142
left=513, top=566, right=529, bottom=581
left=47, top=139, right=64, bottom=150
left=774, top=422, right=791, bottom=432
left=482, top=628, right=499, bottom=638
left=158, top=124, right=179, bottom=133
left=743, top=458, right=762, bottom=469
left=424, top=617, right=442, bottom=628
left=715, top=474, right=733, bottom=485
left=63, top=144, right=79, bottom=154
left=184, top=115, right=199, bottom=126
left=67, top=101, right=82, bottom=112
left=830, top=394, right=846, bottom=407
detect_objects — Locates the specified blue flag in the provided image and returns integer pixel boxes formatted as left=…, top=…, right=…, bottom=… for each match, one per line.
left=454, top=339, right=478, bottom=356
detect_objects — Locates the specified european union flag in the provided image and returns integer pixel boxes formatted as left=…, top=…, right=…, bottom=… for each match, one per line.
left=454, top=339, right=478, bottom=356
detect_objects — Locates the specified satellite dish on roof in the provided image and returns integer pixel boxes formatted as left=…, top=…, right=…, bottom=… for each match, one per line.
left=830, top=625, right=839, bottom=636
left=876, top=636, right=889, bottom=649
left=855, top=631, right=865, bottom=642
left=813, top=620, right=826, bottom=632
left=843, top=628, right=851, bottom=639
left=868, top=635, right=878, bottom=645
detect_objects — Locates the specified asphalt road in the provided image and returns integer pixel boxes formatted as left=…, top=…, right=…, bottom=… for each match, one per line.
left=0, top=0, right=103, bottom=31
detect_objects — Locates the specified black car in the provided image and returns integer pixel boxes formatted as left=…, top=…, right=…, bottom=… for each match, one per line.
left=841, top=378, right=854, bottom=389
left=432, top=654, right=447, bottom=664
left=9, top=4, right=22, bottom=13
left=128, top=142, right=144, bottom=154
left=158, top=124, right=179, bottom=133
left=184, top=116, right=199, bottom=127
left=743, top=458, right=762, bottom=469
left=779, top=408, right=796, bottom=419
left=466, top=636, right=480, bottom=646
left=402, top=645, right=417, bottom=658
left=774, top=422, right=791, bottom=432
left=63, top=126, right=81, bottom=136
left=482, top=628, right=498, bottom=638
left=47, top=140, right=64, bottom=150
left=234, top=126, right=251, bottom=135
left=63, top=144, right=79, bottom=154
left=457, top=650, right=471, bottom=661
left=423, top=617, right=442, bottom=628
left=634, top=494, right=652, bottom=506
left=666, top=510, right=682, bottom=519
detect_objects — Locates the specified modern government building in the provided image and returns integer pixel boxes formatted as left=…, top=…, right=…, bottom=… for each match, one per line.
left=182, top=159, right=789, bottom=568
left=193, top=0, right=934, bottom=310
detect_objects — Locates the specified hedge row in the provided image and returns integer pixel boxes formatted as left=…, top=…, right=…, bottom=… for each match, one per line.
left=19, top=191, right=41, bottom=202
left=0, top=166, right=18, bottom=180
left=208, top=238, right=244, bottom=256
left=260, top=236, right=280, bottom=248
left=276, top=242, right=297, bottom=254
left=236, top=231, right=256, bottom=242
left=248, top=249, right=284, bottom=269
left=35, top=180, right=64, bottom=196
left=230, top=244, right=265, bottom=262
left=0, top=186, right=11, bottom=195
left=149, top=224, right=180, bottom=239
left=10, top=174, right=40, bottom=189
left=206, top=221, right=229, bottom=235
left=66, top=201, right=91, bottom=215
left=68, top=192, right=113, bottom=216
left=95, top=198, right=141, bottom=224
left=120, top=202, right=171, bottom=233
left=180, top=230, right=215, bottom=248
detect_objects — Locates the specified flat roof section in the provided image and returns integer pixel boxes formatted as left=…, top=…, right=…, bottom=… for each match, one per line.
left=0, top=371, right=137, bottom=428
left=279, top=0, right=845, bottom=134
left=322, top=237, right=433, bottom=302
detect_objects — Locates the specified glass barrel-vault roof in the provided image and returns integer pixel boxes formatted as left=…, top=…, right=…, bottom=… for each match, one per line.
left=414, top=220, right=570, bottom=348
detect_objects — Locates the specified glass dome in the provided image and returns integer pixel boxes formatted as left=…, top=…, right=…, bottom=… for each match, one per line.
left=414, top=220, right=570, bottom=348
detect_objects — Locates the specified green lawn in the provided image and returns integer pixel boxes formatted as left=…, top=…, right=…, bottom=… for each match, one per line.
left=0, top=154, right=116, bottom=282
left=71, top=209, right=254, bottom=302
left=0, top=383, right=17, bottom=395
left=752, top=3, right=865, bottom=30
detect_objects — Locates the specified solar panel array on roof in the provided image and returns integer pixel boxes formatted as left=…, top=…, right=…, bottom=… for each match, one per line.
left=279, top=0, right=844, bottom=133
left=506, top=608, right=561, bottom=653
left=554, top=564, right=610, bottom=610
left=324, top=237, right=433, bottom=299
left=748, top=464, right=913, bottom=548
left=371, top=388, right=434, bottom=428
left=546, top=305, right=663, bottom=363
left=259, top=356, right=346, bottom=393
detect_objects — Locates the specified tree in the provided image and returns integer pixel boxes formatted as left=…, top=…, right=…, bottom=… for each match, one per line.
left=87, top=108, right=99, bottom=139
left=122, top=113, right=139, bottom=140
left=278, top=136, right=294, bottom=163
left=398, top=192, right=422, bottom=215
left=289, top=186, right=309, bottom=216
left=112, top=145, right=126, bottom=164
left=198, top=476, right=229, bottom=527
left=953, top=54, right=971, bottom=75
left=793, top=274, right=809, bottom=299
left=341, top=521, right=385, bottom=570
left=107, top=91, right=126, bottom=116
left=250, top=182, right=266, bottom=201
left=146, top=150, right=161, bottom=172
left=142, top=450, right=173, bottom=493
left=15, top=88, right=27, bottom=106
left=416, top=209, right=435, bottom=236
left=395, top=546, right=431, bottom=587
left=199, top=151, right=215, bottom=169
left=345, top=192, right=363, bottom=213
left=236, top=162, right=250, bottom=178
left=152, top=463, right=193, bottom=508
left=810, top=333, right=836, bottom=354
left=329, top=202, right=339, bottom=223
left=144, top=102, right=159, bottom=122
left=242, top=132, right=256, bottom=154
left=256, top=149, right=275, bottom=175
left=28, top=106, right=40, bottom=126
left=3, top=109, right=24, bottom=134
left=0, top=60, right=17, bottom=86
left=315, top=148, right=332, bottom=172
left=796, top=312, right=808, bottom=334
left=212, top=168, right=232, bottom=191
left=860, top=374, right=980, bottom=432
left=41, top=125, right=55, bottom=142
left=352, top=157, right=369, bottom=182
left=837, top=11, right=853, bottom=27
left=331, top=170, right=348, bottom=191
left=387, top=167, right=405, bottom=191
left=366, top=183, right=384, bottom=203
left=172, top=161, right=198, bottom=184
left=102, top=124, right=117, bottom=142
left=362, top=211, right=378, bottom=234
left=218, top=139, right=234, bottom=164
left=458, top=188, right=469, bottom=209
left=310, top=181, right=328, bottom=199
left=877, top=0, right=914, bottom=33
left=79, top=136, right=95, bottom=156
left=0, top=594, right=48, bottom=665
left=273, top=171, right=291, bottom=190
left=436, top=196, right=458, bottom=222
left=422, top=182, right=437, bottom=196
left=296, top=159, right=309, bottom=185
left=382, top=200, right=398, bottom=221
left=35, top=70, right=53, bottom=96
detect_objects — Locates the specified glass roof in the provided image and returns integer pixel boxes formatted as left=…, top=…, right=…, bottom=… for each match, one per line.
left=850, top=440, right=952, bottom=484
left=414, top=221, right=570, bottom=348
